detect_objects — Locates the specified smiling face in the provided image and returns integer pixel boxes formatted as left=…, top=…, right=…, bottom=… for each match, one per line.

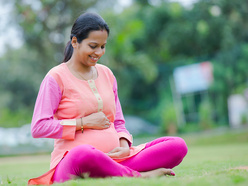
left=72, top=29, right=108, bottom=67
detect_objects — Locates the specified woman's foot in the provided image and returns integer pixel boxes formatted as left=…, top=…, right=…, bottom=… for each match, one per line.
left=140, top=168, right=175, bottom=178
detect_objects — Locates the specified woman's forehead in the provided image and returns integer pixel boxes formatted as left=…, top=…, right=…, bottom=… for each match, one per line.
left=85, top=30, right=108, bottom=43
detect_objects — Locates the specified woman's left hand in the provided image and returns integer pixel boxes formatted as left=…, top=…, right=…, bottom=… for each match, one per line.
left=107, top=147, right=130, bottom=159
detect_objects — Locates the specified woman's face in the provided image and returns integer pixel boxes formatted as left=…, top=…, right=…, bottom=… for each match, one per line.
left=73, top=29, right=108, bottom=67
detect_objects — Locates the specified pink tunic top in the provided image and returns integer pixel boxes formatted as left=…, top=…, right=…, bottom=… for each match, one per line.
left=28, top=63, right=145, bottom=185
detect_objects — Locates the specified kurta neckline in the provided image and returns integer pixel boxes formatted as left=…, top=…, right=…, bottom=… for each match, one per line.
left=62, top=62, right=100, bottom=83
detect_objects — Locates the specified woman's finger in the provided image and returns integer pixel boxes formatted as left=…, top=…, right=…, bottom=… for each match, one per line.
left=107, top=151, right=122, bottom=158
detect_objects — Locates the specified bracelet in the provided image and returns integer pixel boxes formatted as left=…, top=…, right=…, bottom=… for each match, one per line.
left=80, top=118, right=84, bottom=133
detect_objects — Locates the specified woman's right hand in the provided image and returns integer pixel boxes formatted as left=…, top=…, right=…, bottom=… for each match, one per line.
left=81, top=111, right=111, bottom=130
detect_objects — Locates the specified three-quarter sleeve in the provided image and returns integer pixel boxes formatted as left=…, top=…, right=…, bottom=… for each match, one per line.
left=113, top=77, right=133, bottom=146
left=31, top=74, right=76, bottom=140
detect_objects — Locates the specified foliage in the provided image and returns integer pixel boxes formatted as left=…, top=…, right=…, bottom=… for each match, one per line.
left=241, top=112, right=248, bottom=125
left=210, top=44, right=248, bottom=123
left=161, top=103, right=178, bottom=134
left=0, top=108, right=31, bottom=128
left=0, top=0, right=99, bottom=127
left=198, top=100, right=214, bottom=130
left=14, top=0, right=98, bottom=73
left=1, top=0, right=248, bottom=128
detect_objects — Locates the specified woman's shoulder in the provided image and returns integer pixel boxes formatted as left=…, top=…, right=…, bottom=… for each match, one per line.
left=96, top=63, right=113, bottom=75
left=44, top=63, right=67, bottom=87
left=96, top=64, right=115, bottom=83
left=48, top=63, right=66, bottom=76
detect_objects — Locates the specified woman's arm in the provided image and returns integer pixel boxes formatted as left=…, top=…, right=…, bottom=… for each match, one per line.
left=107, top=77, right=133, bottom=158
left=75, top=112, right=111, bottom=131
left=113, top=77, right=133, bottom=146
left=31, top=74, right=76, bottom=140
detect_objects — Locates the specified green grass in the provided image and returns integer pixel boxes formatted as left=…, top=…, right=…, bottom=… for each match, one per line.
left=0, top=127, right=248, bottom=186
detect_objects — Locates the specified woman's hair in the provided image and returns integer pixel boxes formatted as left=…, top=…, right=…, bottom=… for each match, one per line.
left=63, top=12, right=110, bottom=62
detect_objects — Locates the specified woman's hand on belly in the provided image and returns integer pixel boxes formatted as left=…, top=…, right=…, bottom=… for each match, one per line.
left=81, top=111, right=111, bottom=130
left=107, top=138, right=130, bottom=158
left=107, top=146, right=130, bottom=159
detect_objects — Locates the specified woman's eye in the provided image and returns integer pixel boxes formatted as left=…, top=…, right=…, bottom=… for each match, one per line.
left=101, top=45, right=105, bottom=49
left=89, top=45, right=96, bottom=49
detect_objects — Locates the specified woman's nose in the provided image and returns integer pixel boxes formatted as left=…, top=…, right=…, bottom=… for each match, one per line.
left=95, top=47, right=105, bottom=56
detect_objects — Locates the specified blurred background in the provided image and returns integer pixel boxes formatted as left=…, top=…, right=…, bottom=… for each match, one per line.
left=1, top=0, right=248, bottom=155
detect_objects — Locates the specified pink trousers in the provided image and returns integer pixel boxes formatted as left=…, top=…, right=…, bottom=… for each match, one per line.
left=53, top=137, right=188, bottom=183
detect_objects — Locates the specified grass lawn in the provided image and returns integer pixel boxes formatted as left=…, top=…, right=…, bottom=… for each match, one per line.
left=0, top=127, right=247, bottom=185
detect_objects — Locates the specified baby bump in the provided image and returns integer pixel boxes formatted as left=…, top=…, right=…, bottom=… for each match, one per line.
left=74, top=124, right=120, bottom=153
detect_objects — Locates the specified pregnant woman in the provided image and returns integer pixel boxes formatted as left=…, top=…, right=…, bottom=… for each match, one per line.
left=28, top=12, right=188, bottom=185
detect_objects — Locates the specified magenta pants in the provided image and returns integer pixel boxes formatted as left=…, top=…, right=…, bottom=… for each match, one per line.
left=53, top=137, right=188, bottom=183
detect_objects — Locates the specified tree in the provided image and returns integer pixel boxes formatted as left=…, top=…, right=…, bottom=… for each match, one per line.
left=0, top=0, right=99, bottom=127
left=2, top=0, right=248, bottom=128
left=13, top=0, right=98, bottom=73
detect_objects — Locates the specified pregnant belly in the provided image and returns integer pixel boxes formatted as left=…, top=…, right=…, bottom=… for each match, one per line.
left=74, top=124, right=120, bottom=153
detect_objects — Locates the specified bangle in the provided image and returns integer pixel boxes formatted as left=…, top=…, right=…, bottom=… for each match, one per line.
left=80, top=118, right=84, bottom=133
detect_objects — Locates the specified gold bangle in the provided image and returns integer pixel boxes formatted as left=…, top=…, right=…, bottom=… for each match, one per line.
left=81, top=118, right=84, bottom=133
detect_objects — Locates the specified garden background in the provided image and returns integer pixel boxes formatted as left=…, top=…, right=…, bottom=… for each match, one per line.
left=0, top=0, right=248, bottom=185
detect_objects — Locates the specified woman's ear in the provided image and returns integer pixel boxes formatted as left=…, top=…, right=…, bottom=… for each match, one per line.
left=71, top=36, right=78, bottom=48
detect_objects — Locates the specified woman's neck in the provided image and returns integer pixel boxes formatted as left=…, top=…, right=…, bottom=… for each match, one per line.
left=67, top=58, right=92, bottom=73
left=66, top=59, right=95, bottom=81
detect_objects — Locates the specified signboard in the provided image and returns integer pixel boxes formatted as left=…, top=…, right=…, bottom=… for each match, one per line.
left=173, top=62, right=213, bottom=94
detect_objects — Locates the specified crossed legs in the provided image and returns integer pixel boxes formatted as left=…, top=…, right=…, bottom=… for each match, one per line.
left=52, top=144, right=140, bottom=183
left=52, top=137, right=188, bottom=183
left=120, top=137, right=188, bottom=171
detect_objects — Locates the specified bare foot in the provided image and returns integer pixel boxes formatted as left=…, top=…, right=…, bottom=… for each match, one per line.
left=140, top=168, right=175, bottom=178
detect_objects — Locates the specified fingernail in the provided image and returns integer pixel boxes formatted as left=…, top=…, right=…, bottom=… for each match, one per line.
left=171, top=172, right=175, bottom=176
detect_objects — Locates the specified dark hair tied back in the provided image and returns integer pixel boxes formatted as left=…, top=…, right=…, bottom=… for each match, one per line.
left=63, top=12, right=110, bottom=62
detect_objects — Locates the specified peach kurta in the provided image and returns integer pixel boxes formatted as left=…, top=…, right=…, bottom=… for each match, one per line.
left=28, top=63, right=145, bottom=185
